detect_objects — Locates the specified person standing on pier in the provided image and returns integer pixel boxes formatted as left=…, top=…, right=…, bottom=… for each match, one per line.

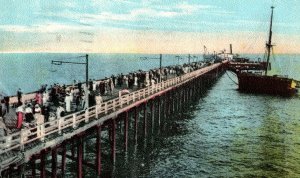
left=56, top=105, right=65, bottom=119
left=41, top=103, right=50, bottom=123
left=70, top=88, right=74, bottom=103
left=4, top=96, right=9, bottom=113
left=109, top=78, right=114, bottom=95
left=111, top=75, right=116, bottom=86
left=96, top=95, right=103, bottom=105
left=81, top=91, right=88, bottom=109
left=17, top=88, right=22, bottom=105
left=78, top=82, right=82, bottom=96
left=0, top=100, right=5, bottom=117
left=35, top=92, right=42, bottom=106
left=75, top=94, right=81, bottom=111
left=65, top=93, right=72, bottom=112
left=25, top=104, right=34, bottom=123
left=16, top=103, right=24, bottom=129
left=34, top=104, right=44, bottom=126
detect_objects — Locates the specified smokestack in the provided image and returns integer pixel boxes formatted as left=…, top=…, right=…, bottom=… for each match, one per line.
left=230, top=44, right=233, bottom=54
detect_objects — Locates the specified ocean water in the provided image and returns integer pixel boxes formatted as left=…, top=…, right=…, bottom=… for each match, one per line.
left=1, top=53, right=300, bottom=177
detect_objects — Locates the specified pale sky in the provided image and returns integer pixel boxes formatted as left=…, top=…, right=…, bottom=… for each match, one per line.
left=1, top=0, right=300, bottom=54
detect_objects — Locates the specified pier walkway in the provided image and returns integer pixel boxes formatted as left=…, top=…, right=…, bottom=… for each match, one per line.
left=0, top=61, right=226, bottom=177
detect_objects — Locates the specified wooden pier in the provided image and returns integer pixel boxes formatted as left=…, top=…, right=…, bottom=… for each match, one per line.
left=0, top=61, right=227, bottom=177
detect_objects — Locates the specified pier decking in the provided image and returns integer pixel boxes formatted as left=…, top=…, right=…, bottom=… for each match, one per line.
left=0, top=61, right=227, bottom=177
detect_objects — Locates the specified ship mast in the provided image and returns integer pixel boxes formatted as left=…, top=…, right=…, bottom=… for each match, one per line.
left=265, top=6, right=274, bottom=75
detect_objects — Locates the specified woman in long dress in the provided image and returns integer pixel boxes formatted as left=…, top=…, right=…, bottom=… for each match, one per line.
left=64, top=94, right=71, bottom=112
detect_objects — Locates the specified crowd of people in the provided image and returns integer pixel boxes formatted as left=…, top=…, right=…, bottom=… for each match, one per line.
left=0, top=61, right=209, bottom=140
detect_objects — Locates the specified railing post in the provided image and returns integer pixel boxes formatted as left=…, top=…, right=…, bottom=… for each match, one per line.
left=20, top=129, right=25, bottom=151
left=58, top=117, right=63, bottom=134
left=133, top=93, right=135, bottom=102
left=95, top=105, right=99, bottom=118
left=37, top=125, right=41, bottom=139
left=105, top=103, right=108, bottom=114
left=85, top=109, right=89, bottom=123
left=40, top=124, right=45, bottom=142
left=73, top=114, right=77, bottom=128
left=96, top=125, right=102, bottom=176
left=119, top=97, right=122, bottom=108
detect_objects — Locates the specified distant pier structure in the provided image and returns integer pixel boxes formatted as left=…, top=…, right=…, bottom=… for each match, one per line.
left=0, top=60, right=227, bottom=178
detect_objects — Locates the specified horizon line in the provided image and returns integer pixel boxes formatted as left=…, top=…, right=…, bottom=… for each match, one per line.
left=1, top=51, right=300, bottom=55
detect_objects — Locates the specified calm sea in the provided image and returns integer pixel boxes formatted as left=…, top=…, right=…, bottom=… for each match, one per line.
left=1, top=53, right=300, bottom=177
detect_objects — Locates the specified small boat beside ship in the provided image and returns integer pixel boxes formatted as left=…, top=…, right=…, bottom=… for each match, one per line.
left=236, top=6, right=298, bottom=96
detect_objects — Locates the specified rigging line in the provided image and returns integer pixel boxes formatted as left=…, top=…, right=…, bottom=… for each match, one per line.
left=52, top=55, right=86, bottom=62
left=263, top=48, right=267, bottom=61
left=271, top=47, right=283, bottom=74
left=226, top=71, right=238, bottom=85
left=244, top=14, right=267, bottom=54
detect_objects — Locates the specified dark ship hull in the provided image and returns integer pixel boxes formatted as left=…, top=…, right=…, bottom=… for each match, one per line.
left=238, top=73, right=297, bottom=96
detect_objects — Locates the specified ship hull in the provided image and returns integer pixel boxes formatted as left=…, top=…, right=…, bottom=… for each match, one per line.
left=237, top=73, right=297, bottom=96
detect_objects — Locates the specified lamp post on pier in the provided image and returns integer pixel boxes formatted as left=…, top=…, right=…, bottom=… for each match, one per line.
left=51, top=54, right=89, bottom=108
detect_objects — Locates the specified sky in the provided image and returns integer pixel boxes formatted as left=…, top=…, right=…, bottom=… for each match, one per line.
left=0, top=0, right=300, bottom=54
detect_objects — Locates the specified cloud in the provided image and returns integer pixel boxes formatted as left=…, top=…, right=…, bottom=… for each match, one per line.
left=176, top=2, right=213, bottom=14
left=54, top=1, right=216, bottom=24
left=130, top=8, right=179, bottom=18
left=79, top=7, right=180, bottom=23
left=0, top=23, right=90, bottom=33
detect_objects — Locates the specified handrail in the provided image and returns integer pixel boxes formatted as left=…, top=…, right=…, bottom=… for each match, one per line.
left=0, top=63, right=222, bottom=156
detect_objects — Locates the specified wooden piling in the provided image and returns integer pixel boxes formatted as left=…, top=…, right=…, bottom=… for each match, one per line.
left=40, top=150, right=46, bottom=178
left=96, top=125, right=102, bottom=176
left=134, top=107, right=138, bottom=141
left=51, top=148, right=57, bottom=178
left=31, top=156, right=36, bottom=178
left=143, top=103, right=147, bottom=137
left=61, top=143, right=66, bottom=177
left=77, top=136, right=83, bottom=178
left=111, top=119, right=116, bottom=163
left=124, top=111, right=128, bottom=151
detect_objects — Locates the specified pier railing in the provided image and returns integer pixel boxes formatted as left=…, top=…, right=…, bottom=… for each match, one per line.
left=0, top=63, right=222, bottom=159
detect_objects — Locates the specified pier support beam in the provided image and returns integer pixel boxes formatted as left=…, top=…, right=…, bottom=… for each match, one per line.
left=134, top=107, right=138, bottom=142
left=158, top=98, right=161, bottom=127
left=40, top=150, right=46, bottom=178
left=143, top=103, right=147, bottom=137
left=61, top=143, right=66, bottom=177
left=77, top=136, right=83, bottom=178
left=124, top=111, right=128, bottom=151
left=164, top=94, right=168, bottom=118
left=71, top=139, right=75, bottom=158
left=111, top=119, right=116, bottom=163
left=51, top=148, right=57, bottom=178
left=18, top=163, right=25, bottom=178
left=96, top=125, right=102, bottom=176
left=151, top=100, right=154, bottom=133
left=31, top=156, right=36, bottom=178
